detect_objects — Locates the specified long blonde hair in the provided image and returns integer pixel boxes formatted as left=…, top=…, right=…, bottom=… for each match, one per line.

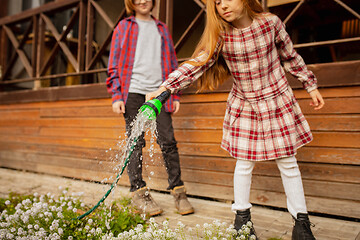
left=187, top=0, right=264, bottom=92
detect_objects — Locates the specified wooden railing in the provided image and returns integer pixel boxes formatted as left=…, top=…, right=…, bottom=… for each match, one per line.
left=0, top=0, right=359, bottom=88
left=0, top=0, right=126, bottom=88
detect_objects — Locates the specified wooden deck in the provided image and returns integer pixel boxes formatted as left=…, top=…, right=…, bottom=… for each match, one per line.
left=0, top=168, right=359, bottom=240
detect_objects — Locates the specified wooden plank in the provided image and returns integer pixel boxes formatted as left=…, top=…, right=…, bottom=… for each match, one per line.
left=296, top=147, right=360, bottom=165
left=306, top=115, right=360, bottom=131
left=1, top=82, right=359, bottom=105
left=309, top=132, right=360, bottom=148
left=0, top=135, right=117, bottom=149
left=2, top=150, right=359, bottom=201
left=33, top=96, right=359, bottom=117
left=298, top=97, right=360, bottom=115
left=0, top=142, right=110, bottom=161
left=0, top=96, right=111, bottom=109
left=0, top=127, right=40, bottom=135
left=0, top=0, right=80, bottom=25
left=1, top=156, right=359, bottom=218
left=0, top=109, right=40, bottom=119
left=147, top=178, right=360, bottom=218
left=39, top=127, right=126, bottom=139
left=0, top=118, right=124, bottom=128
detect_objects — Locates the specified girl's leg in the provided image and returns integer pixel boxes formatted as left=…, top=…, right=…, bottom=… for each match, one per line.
left=276, top=156, right=307, bottom=217
left=232, top=159, right=255, bottom=212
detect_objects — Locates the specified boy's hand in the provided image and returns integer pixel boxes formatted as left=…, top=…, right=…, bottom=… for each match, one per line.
left=112, top=101, right=125, bottom=114
left=173, top=101, right=180, bottom=114
left=309, top=89, right=325, bottom=110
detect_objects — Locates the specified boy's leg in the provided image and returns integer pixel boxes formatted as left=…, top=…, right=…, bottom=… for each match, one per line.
left=124, top=93, right=146, bottom=192
left=156, top=109, right=194, bottom=215
left=124, top=93, right=163, bottom=216
left=156, top=109, right=183, bottom=189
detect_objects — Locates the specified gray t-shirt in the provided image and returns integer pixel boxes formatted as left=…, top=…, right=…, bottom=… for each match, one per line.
left=129, top=18, right=162, bottom=95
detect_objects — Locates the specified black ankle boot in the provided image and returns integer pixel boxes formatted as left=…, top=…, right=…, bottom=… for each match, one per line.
left=234, top=209, right=257, bottom=239
left=292, top=213, right=316, bottom=240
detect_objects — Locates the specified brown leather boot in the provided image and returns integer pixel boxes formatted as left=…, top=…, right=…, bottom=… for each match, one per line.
left=170, top=186, right=194, bottom=215
left=131, top=187, right=163, bottom=216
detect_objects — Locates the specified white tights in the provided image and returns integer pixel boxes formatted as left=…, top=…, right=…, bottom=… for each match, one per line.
left=231, top=156, right=307, bottom=217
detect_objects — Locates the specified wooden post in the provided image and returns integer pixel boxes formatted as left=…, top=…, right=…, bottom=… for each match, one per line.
left=166, top=0, right=173, bottom=35
left=35, top=15, right=45, bottom=89
left=77, top=0, right=86, bottom=72
left=0, top=26, right=7, bottom=81
left=32, top=15, right=38, bottom=79
left=85, top=1, right=94, bottom=71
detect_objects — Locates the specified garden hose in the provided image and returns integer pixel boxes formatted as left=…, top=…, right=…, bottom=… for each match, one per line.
left=76, top=136, right=138, bottom=220
left=75, top=90, right=171, bottom=220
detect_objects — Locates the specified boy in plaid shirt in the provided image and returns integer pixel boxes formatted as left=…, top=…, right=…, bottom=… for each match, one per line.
left=106, top=0, right=194, bottom=216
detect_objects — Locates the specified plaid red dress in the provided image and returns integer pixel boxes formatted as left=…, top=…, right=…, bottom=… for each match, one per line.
left=163, top=13, right=317, bottom=161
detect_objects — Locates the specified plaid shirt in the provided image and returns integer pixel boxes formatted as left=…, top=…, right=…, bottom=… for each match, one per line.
left=106, top=16, right=179, bottom=112
left=163, top=13, right=317, bottom=161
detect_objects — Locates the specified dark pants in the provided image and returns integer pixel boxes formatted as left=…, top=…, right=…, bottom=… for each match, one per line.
left=124, top=93, right=184, bottom=192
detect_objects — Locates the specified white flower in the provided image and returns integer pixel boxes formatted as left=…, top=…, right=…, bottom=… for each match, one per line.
left=96, top=227, right=102, bottom=235
left=88, top=219, right=93, bottom=225
left=58, top=228, right=63, bottom=235
left=246, top=221, right=253, bottom=228
left=6, top=233, right=14, bottom=239
left=5, top=200, right=10, bottom=205
left=72, top=208, right=77, bottom=213
left=249, top=235, right=257, bottom=240
left=177, top=221, right=185, bottom=228
left=68, top=236, right=73, bottom=240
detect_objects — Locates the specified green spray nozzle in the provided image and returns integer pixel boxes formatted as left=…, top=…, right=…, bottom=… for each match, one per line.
left=140, top=90, right=171, bottom=120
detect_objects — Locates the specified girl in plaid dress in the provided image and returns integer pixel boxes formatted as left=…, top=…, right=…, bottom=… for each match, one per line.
left=147, top=0, right=324, bottom=239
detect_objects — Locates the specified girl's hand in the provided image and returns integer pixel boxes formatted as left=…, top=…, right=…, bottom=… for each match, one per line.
left=146, top=86, right=168, bottom=102
left=309, top=89, right=325, bottom=110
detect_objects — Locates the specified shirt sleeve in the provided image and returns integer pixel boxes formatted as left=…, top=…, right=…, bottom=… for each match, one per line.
left=273, top=15, right=318, bottom=93
left=162, top=41, right=221, bottom=94
left=166, top=26, right=180, bottom=101
left=106, top=25, right=123, bottom=103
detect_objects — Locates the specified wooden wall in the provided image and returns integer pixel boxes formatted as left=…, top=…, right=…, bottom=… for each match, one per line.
left=0, top=62, right=359, bottom=219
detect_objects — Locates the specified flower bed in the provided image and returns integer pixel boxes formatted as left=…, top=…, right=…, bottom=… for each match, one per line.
left=0, top=189, right=257, bottom=240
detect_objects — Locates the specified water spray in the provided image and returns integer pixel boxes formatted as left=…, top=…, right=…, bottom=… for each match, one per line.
left=75, top=90, right=171, bottom=220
